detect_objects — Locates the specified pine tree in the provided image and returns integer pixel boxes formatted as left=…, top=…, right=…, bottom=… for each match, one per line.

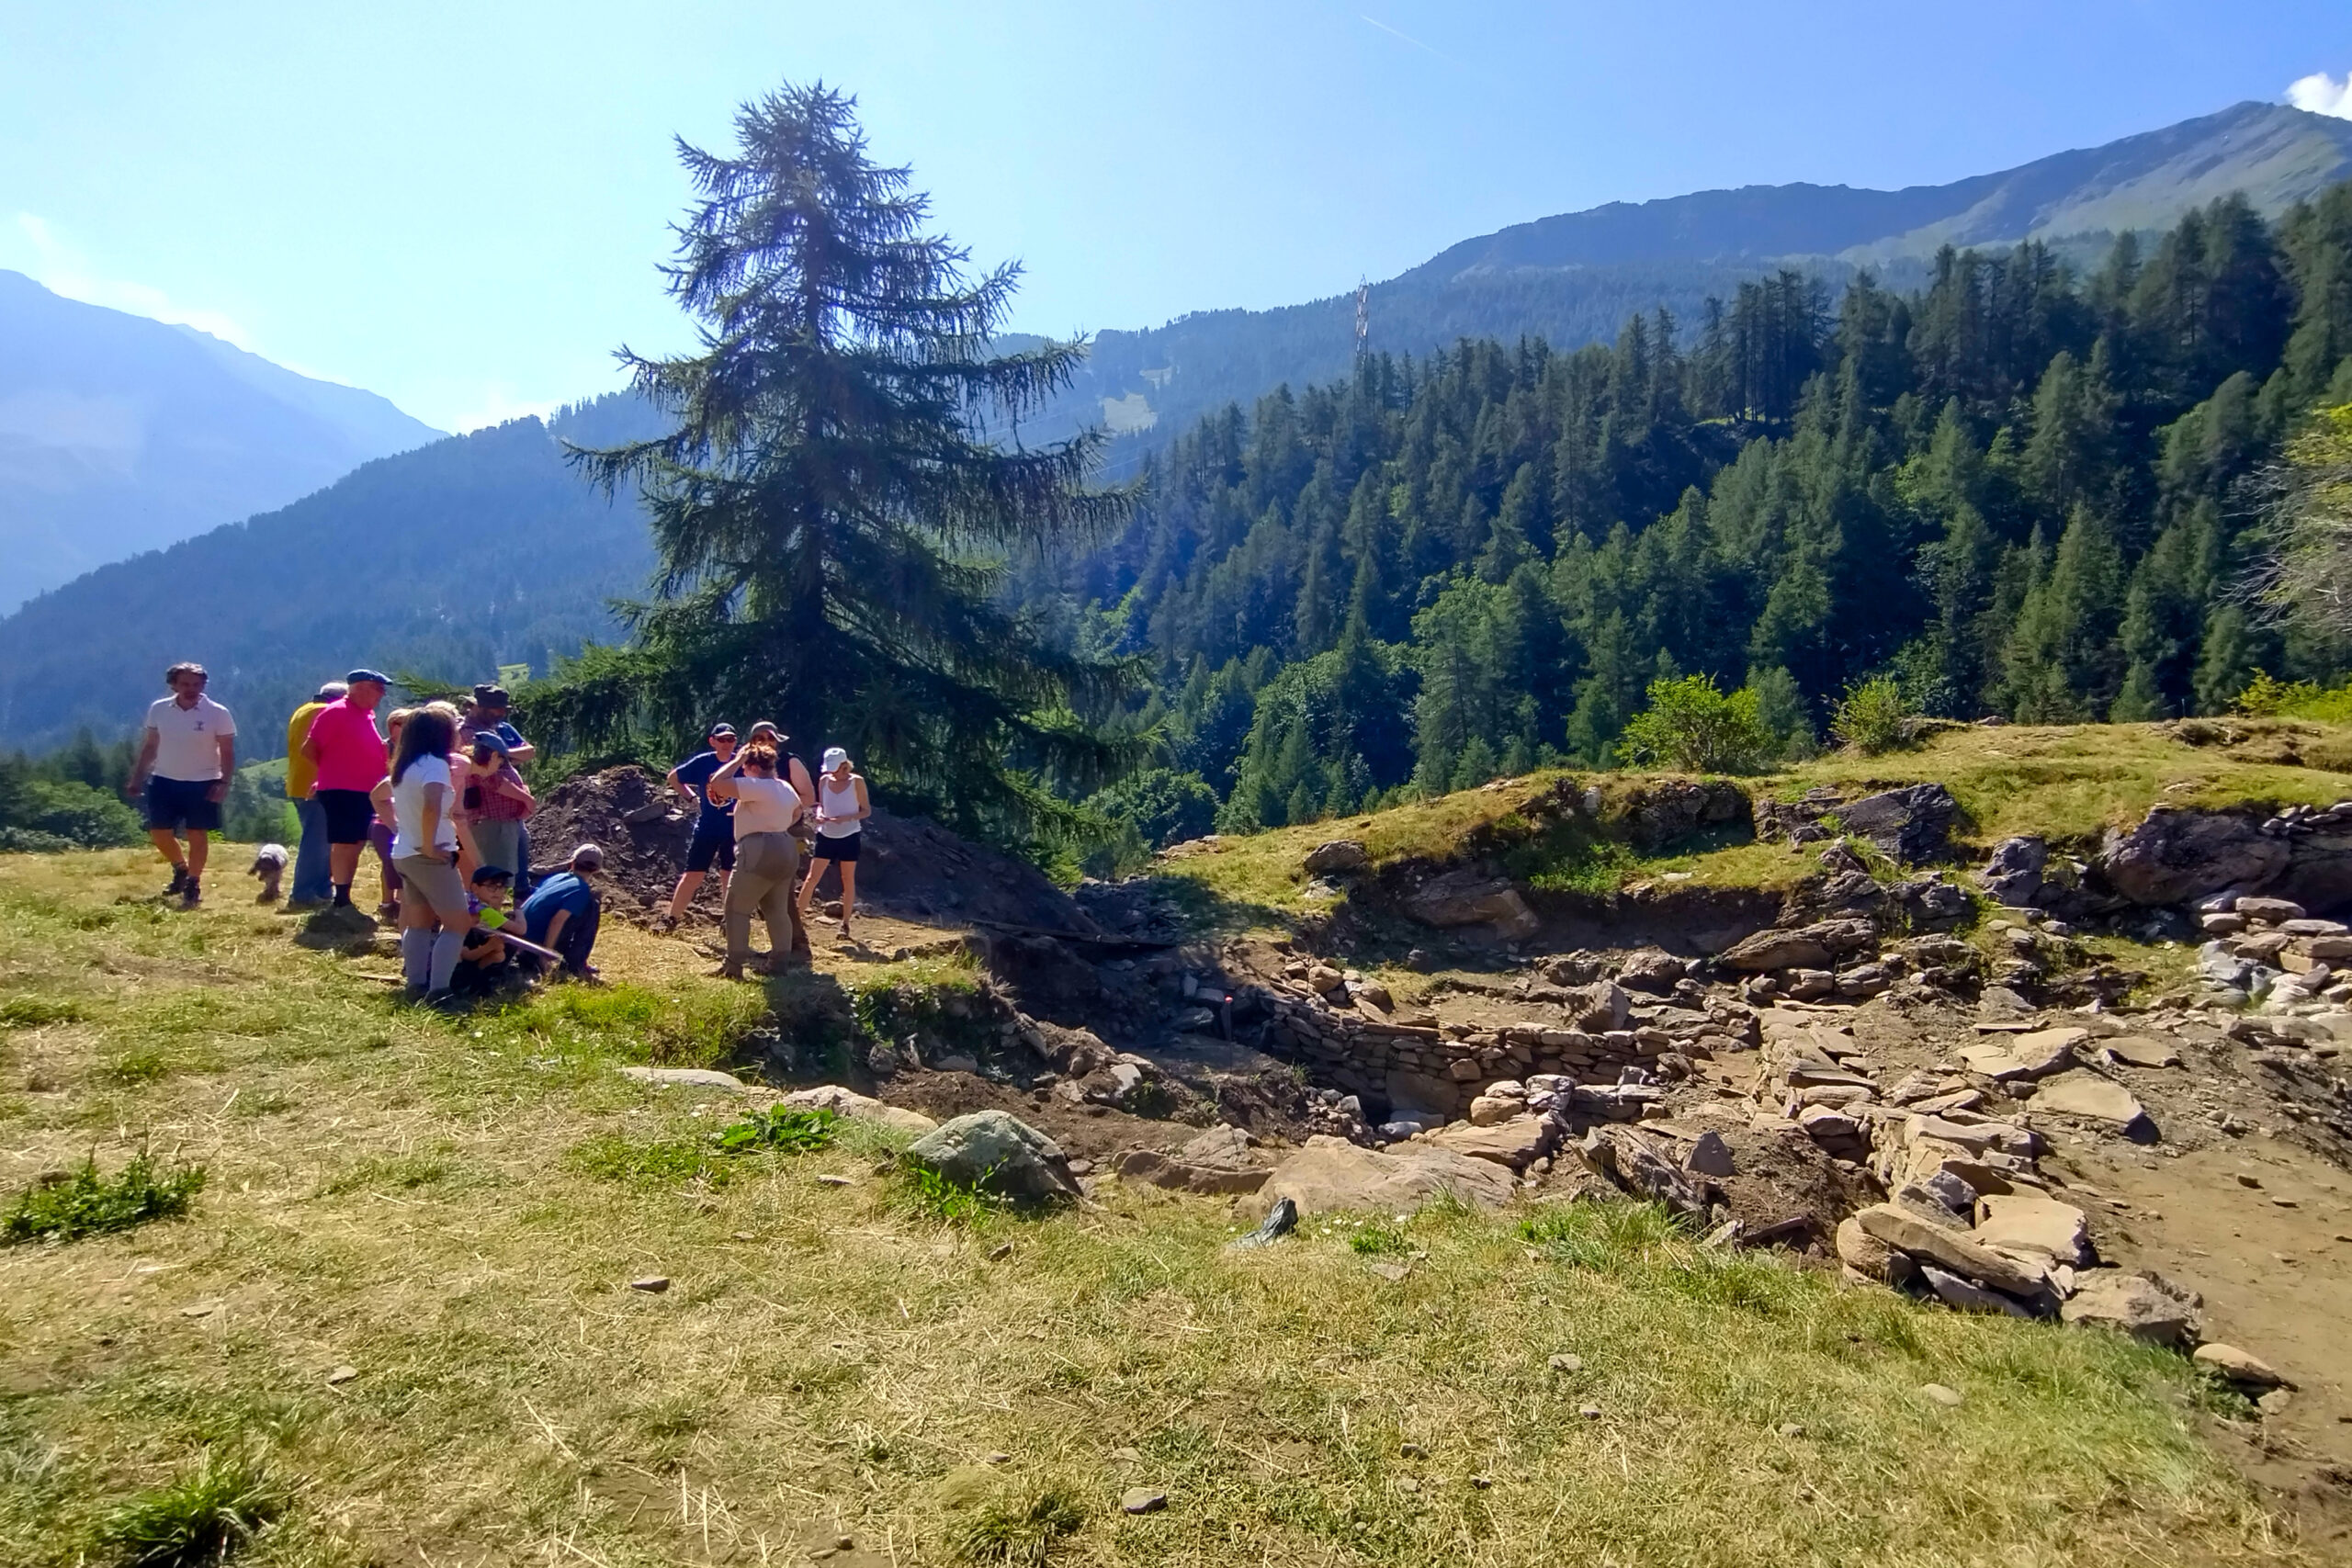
left=566, top=84, right=1135, bottom=840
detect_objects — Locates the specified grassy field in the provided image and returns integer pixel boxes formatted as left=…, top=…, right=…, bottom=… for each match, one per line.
left=1158, top=720, right=2352, bottom=916
left=0, top=850, right=2313, bottom=1565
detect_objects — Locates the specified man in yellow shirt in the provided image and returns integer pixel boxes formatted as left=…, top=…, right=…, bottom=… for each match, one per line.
left=284, top=681, right=346, bottom=908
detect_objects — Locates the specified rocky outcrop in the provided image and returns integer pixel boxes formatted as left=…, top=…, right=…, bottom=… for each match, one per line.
left=1755, top=783, right=1959, bottom=864
left=1979, top=837, right=2049, bottom=906
left=1401, top=869, right=1541, bottom=941
left=2096, top=807, right=2290, bottom=907
left=1243, top=1134, right=1518, bottom=1218
left=1716, top=919, right=1878, bottom=972
left=1114, top=1126, right=1271, bottom=1195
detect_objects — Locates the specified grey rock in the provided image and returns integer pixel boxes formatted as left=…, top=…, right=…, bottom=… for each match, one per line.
left=2097, top=809, right=2289, bottom=907
left=1838, top=783, right=1960, bottom=863
left=1402, top=870, right=1541, bottom=941
left=905, top=1110, right=1080, bottom=1201
left=2059, top=1270, right=2202, bottom=1347
left=1587, top=1126, right=1705, bottom=1215
left=618, top=1066, right=746, bottom=1089
left=1304, top=840, right=1369, bottom=875
left=1684, top=1130, right=1736, bottom=1177
left=1122, top=1486, right=1169, bottom=1515
left=1979, top=836, right=2048, bottom=907
left=1919, top=1263, right=2036, bottom=1316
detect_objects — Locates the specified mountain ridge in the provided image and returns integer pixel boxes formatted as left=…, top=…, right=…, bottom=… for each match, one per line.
left=0, top=269, right=441, bottom=611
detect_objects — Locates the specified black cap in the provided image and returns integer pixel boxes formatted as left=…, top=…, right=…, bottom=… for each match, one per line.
left=473, top=683, right=510, bottom=707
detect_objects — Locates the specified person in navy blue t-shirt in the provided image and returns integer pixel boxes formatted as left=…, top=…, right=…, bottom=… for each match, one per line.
left=519, top=845, right=605, bottom=978
left=655, top=724, right=738, bottom=931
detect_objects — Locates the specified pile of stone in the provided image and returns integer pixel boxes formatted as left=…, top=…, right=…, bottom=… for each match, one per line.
left=1257, top=954, right=1760, bottom=1132
left=2194, top=893, right=2352, bottom=1013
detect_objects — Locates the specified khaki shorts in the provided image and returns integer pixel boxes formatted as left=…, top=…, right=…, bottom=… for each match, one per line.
left=394, top=852, right=469, bottom=924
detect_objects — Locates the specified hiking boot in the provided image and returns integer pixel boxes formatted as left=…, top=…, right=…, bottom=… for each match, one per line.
left=421, top=989, right=467, bottom=1013
left=163, top=865, right=189, bottom=897
left=180, top=878, right=201, bottom=909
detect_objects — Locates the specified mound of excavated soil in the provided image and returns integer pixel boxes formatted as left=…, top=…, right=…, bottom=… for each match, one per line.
left=526, top=766, right=1097, bottom=934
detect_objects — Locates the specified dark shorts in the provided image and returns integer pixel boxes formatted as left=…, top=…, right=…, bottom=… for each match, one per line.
left=143, top=776, right=220, bottom=833
left=811, top=831, right=861, bottom=863
left=316, top=788, right=376, bottom=844
left=685, top=816, right=737, bottom=874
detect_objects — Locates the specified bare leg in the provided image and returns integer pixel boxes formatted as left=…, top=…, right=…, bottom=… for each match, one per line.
left=837, top=860, right=856, bottom=935
left=664, top=869, right=706, bottom=921
left=148, top=828, right=187, bottom=872
left=795, top=855, right=823, bottom=917
left=329, top=842, right=362, bottom=889
left=186, top=829, right=209, bottom=879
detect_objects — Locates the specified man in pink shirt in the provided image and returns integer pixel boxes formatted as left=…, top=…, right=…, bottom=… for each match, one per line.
left=301, top=669, right=390, bottom=909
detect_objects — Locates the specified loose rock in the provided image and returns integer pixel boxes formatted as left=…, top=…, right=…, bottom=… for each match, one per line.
left=905, top=1111, right=1081, bottom=1201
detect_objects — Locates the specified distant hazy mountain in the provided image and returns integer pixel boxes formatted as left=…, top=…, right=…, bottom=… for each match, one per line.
left=0, top=396, right=656, bottom=754
left=1037, top=100, right=2352, bottom=470
left=0, top=269, right=441, bottom=610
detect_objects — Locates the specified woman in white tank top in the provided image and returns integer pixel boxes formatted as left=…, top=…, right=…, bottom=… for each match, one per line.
left=797, top=746, right=870, bottom=942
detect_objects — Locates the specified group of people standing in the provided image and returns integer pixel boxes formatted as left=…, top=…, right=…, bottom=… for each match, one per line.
left=656, top=721, right=869, bottom=980
left=127, top=664, right=606, bottom=1007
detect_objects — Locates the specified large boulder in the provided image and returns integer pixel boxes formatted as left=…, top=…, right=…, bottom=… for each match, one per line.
left=1418, top=1113, right=1558, bottom=1170
left=1402, top=870, right=1541, bottom=942
left=2096, top=807, right=2289, bottom=908
left=1837, top=784, right=1960, bottom=864
left=2060, top=1270, right=2203, bottom=1347
left=1716, top=919, right=1877, bottom=972
left=1241, top=1135, right=1517, bottom=1219
left=1115, top=1125, right=1270, bottom=1196
left=1304, top=840, right=1370, bottom=875
left=905, top=1111, right=1080, bottom=1201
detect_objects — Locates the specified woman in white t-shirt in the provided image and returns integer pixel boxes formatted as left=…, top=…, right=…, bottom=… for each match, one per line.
left=368, top=706, right=474, bottom=1002
left=704, top=741, right=804, bottom=979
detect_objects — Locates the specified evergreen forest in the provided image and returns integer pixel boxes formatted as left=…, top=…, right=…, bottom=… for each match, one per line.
left=1029, top=186, right=2352, bottom=849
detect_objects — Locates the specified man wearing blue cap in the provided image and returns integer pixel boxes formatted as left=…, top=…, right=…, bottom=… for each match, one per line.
left=301, top=670, right=390, bottom=909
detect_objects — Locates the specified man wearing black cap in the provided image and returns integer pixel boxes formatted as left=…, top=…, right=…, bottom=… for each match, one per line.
left=655, top=723, right=739, bottom=931
left=300, top=670, right=390, bottom=908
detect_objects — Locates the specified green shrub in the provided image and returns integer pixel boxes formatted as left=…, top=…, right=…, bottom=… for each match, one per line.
left=2233, top=670, right=2352, bottom=721
left=3, top=1151, right=206, bottom=1245
left=1830, top=676, right=1916, bottom=755
left=1616, top=675, right=1776, bottom=773
left=96, top=1450, right=284, bottom=1566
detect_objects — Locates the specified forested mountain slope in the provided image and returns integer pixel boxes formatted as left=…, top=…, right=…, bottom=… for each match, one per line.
left=0, top=270, right=441, bottom=611
left=1035, top=184, right=2352, bottom=840
left=0, top=395, right=656, bottom=753
left=1034, top=102, right=2352, bottom=472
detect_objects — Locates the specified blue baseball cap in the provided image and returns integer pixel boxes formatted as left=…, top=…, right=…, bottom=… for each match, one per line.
left=345, top=669, right=390, bottom=685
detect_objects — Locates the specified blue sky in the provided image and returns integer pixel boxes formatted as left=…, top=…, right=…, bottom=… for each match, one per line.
left=5, top=1, right=2350, bottom=432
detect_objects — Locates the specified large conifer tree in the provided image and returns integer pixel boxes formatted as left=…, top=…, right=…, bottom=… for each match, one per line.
left=569, top=85, right=1134, bottom=837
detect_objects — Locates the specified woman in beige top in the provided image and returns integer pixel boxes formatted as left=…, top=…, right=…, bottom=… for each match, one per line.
left=704, top=741, right=805, bottom=978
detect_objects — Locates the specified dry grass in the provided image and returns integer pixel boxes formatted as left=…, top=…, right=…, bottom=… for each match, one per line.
left=1155, top=721, right=2352, bottom=915
left=0, top=850, right=2317, bottom=1565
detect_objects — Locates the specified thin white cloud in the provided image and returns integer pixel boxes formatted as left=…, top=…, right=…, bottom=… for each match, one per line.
left=2289, top=70, right=2352, bottom=119
left=7, top=212, right=259, bottom=348
left=1360, top=14, right=1464, bottom=70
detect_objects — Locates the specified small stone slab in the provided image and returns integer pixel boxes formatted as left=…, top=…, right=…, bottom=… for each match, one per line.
left=2030, top=1072, right=2151, bottom=1131
left=628, top=1276, right=671, bottom=1293
left=2194, top=1342, right=2291, bottom=1390
left=1121, top=1486, right=1168, bottom=1515
left=618, top=1066, right=746, bottom=1089
left=1974, top=1193, right=2092, bottom=1267
left=1919, top=1383, right=1965, bottom=1407
left=2102, top=1035, right=2181, bottom=1069
left=324, top=1364, right=359, bottom=1385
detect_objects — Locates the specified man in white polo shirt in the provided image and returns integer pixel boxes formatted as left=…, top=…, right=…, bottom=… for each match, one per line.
left=123, top=661, right=238, bottom=908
